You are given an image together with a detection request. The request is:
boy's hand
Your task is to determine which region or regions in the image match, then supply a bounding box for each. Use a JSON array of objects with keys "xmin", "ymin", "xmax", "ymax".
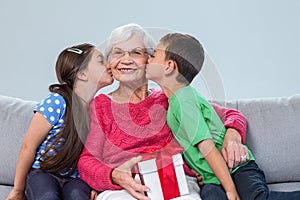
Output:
[{"xmin": 226, "ymin": 191, "xmax": 240, "ymax": 200}]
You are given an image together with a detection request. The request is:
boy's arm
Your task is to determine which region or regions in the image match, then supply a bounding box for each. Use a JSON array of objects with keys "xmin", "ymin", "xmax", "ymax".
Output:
[{"xmin": 198, "ymin": 139, "xmax": 240, "ymax": 200}]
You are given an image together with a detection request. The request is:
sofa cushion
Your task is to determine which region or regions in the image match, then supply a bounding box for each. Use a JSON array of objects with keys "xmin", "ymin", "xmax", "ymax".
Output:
[
  {"xmin": 268, "ymin": 182, "xmax": 300, "ymax": 192},
  {"xmin": 0, "ymin": 185, "xmax": 13, "ymax": 200},
  {"xmin": 0, "ymin": 95, "xmax": 36, "ymax": 186},
  {"xmin": 236, "ymin": 94, "xmax": 300, "ymax": 184}
]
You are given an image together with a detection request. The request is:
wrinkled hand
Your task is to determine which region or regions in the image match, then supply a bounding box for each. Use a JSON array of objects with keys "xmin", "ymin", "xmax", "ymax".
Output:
[
  {"xmin": 111, "ymin": 156, "xmax": 150, "ymax": 200},
  {"xmin": 6, "ymin": 189, "xmax": 25, "ymax": 200},
  {"xmin": 222, "ymin": 128, "xmax": 249, "ymax": 171}
]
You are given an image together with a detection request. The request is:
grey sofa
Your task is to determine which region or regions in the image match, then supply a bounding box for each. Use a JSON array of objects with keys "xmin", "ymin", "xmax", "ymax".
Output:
[{"xmin": 1, "ymin": 94, "xmax": 300, "ymax": 199}]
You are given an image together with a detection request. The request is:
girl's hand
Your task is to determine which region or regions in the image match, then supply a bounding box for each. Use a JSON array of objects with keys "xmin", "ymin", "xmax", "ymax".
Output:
[
  {"xmin": 90, "ymin": 190, "xmax": 98, "ymax": 200},
  {"xmin": 6, "ymin": 188, "xmax": 26, "ymax": 200}
]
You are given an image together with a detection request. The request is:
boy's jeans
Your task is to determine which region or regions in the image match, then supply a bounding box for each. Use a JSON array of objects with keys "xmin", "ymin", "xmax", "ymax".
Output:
[{"xmin": 200, "ymin": 161, "xmax": 269, "ymax": 200}]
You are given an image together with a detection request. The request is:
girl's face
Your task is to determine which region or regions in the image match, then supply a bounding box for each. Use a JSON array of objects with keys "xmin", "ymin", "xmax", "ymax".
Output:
[
  {"xmin": 108, "ymin": 34, "xmax": 149, "ymax": 85},
  {"xmin": 86, "ymin": 49, "xmax": 113, "ymax": 91}
]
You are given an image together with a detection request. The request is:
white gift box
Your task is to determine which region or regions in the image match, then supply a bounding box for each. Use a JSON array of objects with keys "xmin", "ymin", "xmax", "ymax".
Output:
[{"xmin": 137, "ymin": 153, "xmax": 189, "ymax": 200}]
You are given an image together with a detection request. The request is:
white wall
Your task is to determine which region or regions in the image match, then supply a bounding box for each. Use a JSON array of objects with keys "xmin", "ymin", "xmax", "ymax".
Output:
[{"xmin": 0, "ymin": 0, "xmax": 299, "ymax": 101}]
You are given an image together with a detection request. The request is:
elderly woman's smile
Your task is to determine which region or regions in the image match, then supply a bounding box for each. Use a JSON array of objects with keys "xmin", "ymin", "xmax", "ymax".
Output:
[{"xmin": 117, "ymin": 67, "xmax": 138, "ymax": 72}]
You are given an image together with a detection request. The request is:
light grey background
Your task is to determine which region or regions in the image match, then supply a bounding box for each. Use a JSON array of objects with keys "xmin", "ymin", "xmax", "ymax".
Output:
[{"xmin": 0, "ymin": 0, "xmax": 299, "ymax": 101}]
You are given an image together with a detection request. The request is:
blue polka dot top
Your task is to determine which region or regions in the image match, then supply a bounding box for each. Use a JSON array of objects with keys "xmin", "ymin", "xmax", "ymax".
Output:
[{"xmin": 32, "ymin": 93, "xmax": 79, "ymax": 178}]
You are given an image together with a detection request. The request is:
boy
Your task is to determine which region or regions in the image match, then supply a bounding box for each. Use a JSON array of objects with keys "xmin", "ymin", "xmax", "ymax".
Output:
[{"xmin": 146, "ymin": 33, "xmax": 269, "ymax": 200}]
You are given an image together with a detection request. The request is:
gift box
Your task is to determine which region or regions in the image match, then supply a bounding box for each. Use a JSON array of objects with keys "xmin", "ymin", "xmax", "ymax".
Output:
[{"xmin": 137, "ymin": 144, "xmax": 189, "ymax": 200}]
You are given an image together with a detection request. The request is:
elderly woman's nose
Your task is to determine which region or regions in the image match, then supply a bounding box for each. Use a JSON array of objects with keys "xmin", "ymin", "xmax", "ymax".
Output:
[
  {"xmin": 121, "ymin": 58, "xmax": 134, "ymax": 65},
  {"xmin": 123, "ymin": 51, "xmax": 133, "ymax": 59}
]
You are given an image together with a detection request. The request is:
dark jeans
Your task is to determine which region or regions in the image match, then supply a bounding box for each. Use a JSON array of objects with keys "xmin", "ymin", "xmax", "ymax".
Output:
[
  {"xmin": 200, "ymin": 161, "xmax": 269, "ymax": 200},
  {"xmin": 25, "ymin": 169, "xmax": 91, "ymax": 200}
]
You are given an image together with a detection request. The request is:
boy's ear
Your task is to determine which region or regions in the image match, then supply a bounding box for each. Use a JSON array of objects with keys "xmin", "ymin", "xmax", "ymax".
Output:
[
  {"xmin": 165, "ymin": 60, "xmax": 177, "ymax": 75},
  {"xmin": 77, "ymin": 70, "xmax": 88, "ymax": 81}
]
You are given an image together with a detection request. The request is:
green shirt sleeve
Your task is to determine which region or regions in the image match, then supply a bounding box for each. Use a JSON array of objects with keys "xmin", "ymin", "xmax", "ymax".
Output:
[{"xmin": 173, "ymin": 100, "xmax": 213, "ymax": 148}]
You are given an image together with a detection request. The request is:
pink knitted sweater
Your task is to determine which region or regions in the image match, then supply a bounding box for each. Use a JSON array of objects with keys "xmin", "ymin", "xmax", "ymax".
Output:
[{"xmin": 78, "ymin": 89, "xmax": 246, "ymax": 191}]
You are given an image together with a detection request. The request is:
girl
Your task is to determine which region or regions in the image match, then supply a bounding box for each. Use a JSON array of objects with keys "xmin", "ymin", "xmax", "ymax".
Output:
[{"xmin": 7, "ymin": 43, "xmax": 113, "ymax": 200}]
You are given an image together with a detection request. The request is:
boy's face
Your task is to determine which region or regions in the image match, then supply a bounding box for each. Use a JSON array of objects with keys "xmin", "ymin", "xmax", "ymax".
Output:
[{"xmin": 146, "ymin": 42, "xmax": 168, "ymax": 82}]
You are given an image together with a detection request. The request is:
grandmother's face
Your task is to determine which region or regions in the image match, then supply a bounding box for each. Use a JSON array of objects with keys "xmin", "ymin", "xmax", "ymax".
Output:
[{"xmin": 108, "ymin": 34, "xmax": 149, "ymax": 84}]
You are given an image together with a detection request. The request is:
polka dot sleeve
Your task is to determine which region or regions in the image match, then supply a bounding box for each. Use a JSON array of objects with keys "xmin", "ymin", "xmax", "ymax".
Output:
[{"xmin": 34, "ymin": 93, "xmax": 66, "ymax": 126}]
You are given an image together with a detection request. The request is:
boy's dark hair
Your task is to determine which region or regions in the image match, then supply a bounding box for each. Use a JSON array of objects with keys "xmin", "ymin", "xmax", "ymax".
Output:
[{"xmin": 160, "ymin": 33, "xmax": 204, "ymax": 84}]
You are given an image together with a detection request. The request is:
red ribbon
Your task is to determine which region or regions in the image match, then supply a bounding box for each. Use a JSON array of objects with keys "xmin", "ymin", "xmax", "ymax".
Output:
[{"xmin": 139, "ymin": 141, "xmax": 184, "ymax": 200}]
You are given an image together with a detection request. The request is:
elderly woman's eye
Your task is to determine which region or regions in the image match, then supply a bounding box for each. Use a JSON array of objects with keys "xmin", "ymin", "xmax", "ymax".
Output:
[
  {"xmin": 113, "ymin": 50, "xmax": 123, "ymax": 55},
  {"xmin": 132, "ymin": 50, "xmax": 143, "ymax": 55}
]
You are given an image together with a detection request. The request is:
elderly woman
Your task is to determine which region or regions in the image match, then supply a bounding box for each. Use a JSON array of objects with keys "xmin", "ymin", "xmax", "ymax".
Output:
[{"xmin": 78, "ymin": 23, "xmax": 249, "ymax": 200}]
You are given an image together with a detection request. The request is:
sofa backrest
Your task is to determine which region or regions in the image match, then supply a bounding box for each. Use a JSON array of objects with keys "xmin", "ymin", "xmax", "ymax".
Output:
[
  {"xmin": 1, "ymin": 93, "xmax": 300, "ymax": 186},
  {"xmin": 0, "ymin": 95, "xmax": 36, "ymax": 186},
  {"xmin": 229, "ymin": 94, "xmax": 300, "ymax": 184}
]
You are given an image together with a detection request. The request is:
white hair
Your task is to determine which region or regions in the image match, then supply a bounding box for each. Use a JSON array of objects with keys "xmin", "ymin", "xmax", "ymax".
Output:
[{"xmin": 105, "ymin": 23, "xmax": 155, "ymax": 60}]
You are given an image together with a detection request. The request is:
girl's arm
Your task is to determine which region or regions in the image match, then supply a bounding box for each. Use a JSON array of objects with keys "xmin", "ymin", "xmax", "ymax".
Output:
[
  {"xmin": 6, "ymin": 112, "xmax": 51, "ymax": 200},
  {"xmin": 198, "ymin": 139, "xmax": 240, "ymax": 200}
]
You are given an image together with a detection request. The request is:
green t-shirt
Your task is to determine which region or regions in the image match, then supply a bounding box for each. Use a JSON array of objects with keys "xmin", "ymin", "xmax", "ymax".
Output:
[{"xmin": 167, "ymin": 86, "xmax": 254, "ymax": 184}]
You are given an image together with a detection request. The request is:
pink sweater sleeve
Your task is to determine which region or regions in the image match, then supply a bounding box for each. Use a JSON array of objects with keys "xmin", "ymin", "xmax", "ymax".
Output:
[
  {"xmin": 78, "ymin": 101, "xmax": 121, "ymax": 191},
  {"xmin": 211, "ymin": 103, "xmax": 247, "ymax": 143}
]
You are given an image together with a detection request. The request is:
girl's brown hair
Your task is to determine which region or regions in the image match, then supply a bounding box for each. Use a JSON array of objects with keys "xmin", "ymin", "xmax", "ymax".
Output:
[{"xmin": 39, "ymin": 43, "xmax": 94, "ymax": 177}]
